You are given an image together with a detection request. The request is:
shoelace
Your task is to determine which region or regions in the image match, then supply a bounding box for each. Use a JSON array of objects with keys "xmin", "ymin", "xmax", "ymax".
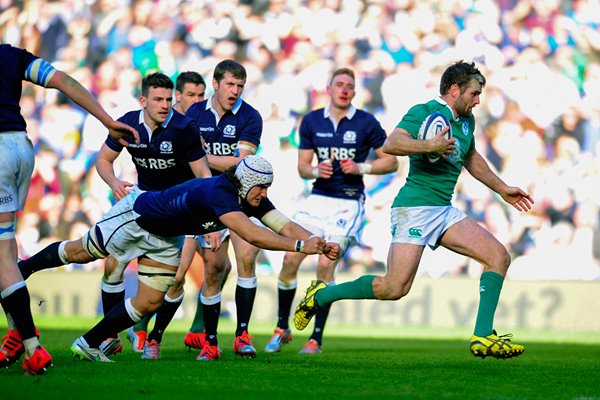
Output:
[
  {"xmin": 497, "ymin": 333, "xmax": 514, "ymax": 343},
  {"xmin": 145, "ymin": 342, "xmax": 159, "ymax": 357}
]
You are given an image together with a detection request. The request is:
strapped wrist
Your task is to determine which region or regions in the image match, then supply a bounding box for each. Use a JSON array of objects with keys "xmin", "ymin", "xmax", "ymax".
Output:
[
  {"xmin": 358, "ymin": 163, "xmax": 372, "ymax": 175},
  {"xmin": 311, "ymin": 166, "xmax": 320, "ymax": 179}
]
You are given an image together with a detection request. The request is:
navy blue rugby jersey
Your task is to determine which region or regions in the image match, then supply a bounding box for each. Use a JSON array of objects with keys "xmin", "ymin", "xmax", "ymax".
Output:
[
  {"xmin": 133, "ymin": 174, "xmax": 275, "ymax": 237},
  {"xmin": 186, "ymin": 97, "xmax": 262, "ymax": 175},
  {"xmin": 105, "ymin": 109, "xmax": 206, "ymax": 191},
  {"xmin": 300, "ymin": 106, "xmax": 387, "ymax": 200},
  {"xmin": 0, "ymin": 45, "xmax": 42, "ymax": 132}
]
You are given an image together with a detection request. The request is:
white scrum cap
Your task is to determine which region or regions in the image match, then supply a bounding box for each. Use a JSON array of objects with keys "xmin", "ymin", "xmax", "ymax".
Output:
[{"xmin": 235, "ymin": 155, "xmax": 274, "ymax": 200}]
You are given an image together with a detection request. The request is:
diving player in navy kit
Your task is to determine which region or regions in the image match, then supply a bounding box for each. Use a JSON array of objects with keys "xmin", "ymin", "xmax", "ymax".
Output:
[
  {"xmin": 264, "ymin": 68, "xmax": 398, "ymax": 354},
  {"xmin": 14, "ymin": 156, "xmax": 341, "ymax": 362},
  {"xmin": 184, "ymin": 59, "xmax": 265, "ymax": 358},
  {"xmin": 0, "ymin": 44, "xmax": 138, "ymax": 375},
  {"xmin": 15, "ymin": 72, "xmax": 212, "ymax": 358},
  {"xmin": 95, "ymin": 72, "xmax": 212, "ymax": 357}
]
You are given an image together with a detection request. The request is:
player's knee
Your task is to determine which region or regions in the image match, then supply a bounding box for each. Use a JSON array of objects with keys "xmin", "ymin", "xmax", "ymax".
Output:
[
  {"xmin": 375, "ymin": 278, "xmax": 410, "ymax": 300},
  {"xmin": 102, "ymin": 261, "xmax": 127, "ymax": 283},
  {"xmin": 135, "ymin": 300, "xmax": 162, "ymax": 316},
  {"xmin": 498, "ymin": 249, "xmax": 512, "ymax": 273},
  {"xmin": 282, "ymin": 252, "xmax": 302, "ymax": 270},
  {"xmin": 387, "ymin": 286, "xmax": 410, "ymax": 300}
]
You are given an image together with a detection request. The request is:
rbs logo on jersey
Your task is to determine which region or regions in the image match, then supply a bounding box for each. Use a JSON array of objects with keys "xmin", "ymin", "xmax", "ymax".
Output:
[
  {"xmin": 204, "ymin": 142, "xmax": 237, "ymax": 156},
  {"xmin": 316, "ymin": 146, "xmax": 356, "ymax": 160},
  {"xmin": 133, "ymin": 157, "xmax": 176, "ymax": 170}
]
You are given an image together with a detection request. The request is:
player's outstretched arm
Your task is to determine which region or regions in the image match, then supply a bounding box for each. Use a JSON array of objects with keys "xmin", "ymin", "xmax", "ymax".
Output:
[
  {"xmin": 220, "ymin": 211, "xmax": 326, "ymax": 254},
  {"xmin": 46, "ymin": 70, "xmax": 139, "ymax": 145},
  {"xmin": 464, "ymin": 149, "xmax": 534, "ymax": 212}
]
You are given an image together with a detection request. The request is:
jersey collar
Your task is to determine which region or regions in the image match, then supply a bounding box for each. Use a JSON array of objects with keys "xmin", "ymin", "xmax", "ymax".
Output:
[
  {"xmin": 138, "ymin": 108, "xmax": 174, "ymax": 128},
  {"xmin": 206, "ymin": 96, "xmax": 243, "ymax": 115},
  {"xmin": 323, "ymin": 104, "xmax": 356, "ymax": 120},
  {"xmin": 434, "ymin": 97, "xmax": 460, "ymax": 122}
]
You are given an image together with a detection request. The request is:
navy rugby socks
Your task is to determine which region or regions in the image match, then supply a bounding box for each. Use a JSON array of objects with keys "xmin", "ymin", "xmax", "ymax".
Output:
[{"xmin": 18, "ymin": 242, "xmax": 63, "ymax": 280}]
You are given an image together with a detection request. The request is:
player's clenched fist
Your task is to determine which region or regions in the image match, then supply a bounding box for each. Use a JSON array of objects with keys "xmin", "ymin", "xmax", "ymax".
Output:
[
  {"xmin": 323, "ymin": 242, "xmax": 341, "ymax": 261},
  {"xmin": 301, "ymin": 236, "xmax": 327, "ymax": 254}
]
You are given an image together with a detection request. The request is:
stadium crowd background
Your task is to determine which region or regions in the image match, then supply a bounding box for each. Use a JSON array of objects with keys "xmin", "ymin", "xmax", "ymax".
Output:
[{"xmin": 1, "ymin": 0, "xmax": 599, "ymax": 281}]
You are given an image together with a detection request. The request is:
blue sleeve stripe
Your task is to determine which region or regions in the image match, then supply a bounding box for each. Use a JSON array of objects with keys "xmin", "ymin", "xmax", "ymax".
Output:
[
  {"xmin": 39, "ymin": 60, "xmax": 56, "ymax": 85},
  {"xmin": 25, "ymin": 59, "xmax": 56, "ymax": 87}
]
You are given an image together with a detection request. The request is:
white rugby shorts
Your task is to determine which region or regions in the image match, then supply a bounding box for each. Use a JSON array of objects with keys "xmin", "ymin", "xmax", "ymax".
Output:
[
  {"xmin": 0, "ymin": 132, "xmax": 35, "ymax": 213},
  {"xmin": 292, "ymin": 194, "xmax": 365, "ymax": 244},
  {"xmin": 85, "ymin": 186, "xmax": 183, "ymax": 267},
  {"xmin": 390, "ymin": 206, "xmax": 467, "ymax": 249}
]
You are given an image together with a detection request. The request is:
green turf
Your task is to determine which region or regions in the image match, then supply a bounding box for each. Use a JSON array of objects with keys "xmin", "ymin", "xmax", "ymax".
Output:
[{"xmin": 2, "ymin": 318, "xmax": 600, "ymax": 400}]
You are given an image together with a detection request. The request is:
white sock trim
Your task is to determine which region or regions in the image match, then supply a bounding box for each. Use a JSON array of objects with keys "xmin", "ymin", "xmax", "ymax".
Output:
[
  {"xmin": 237, "ymin": 276, "xmax": 257, "ymax": 289},
  {"xmin": 124, "ymin": 298, "xmax": 144, "ymax": 323},
  {"xmin": 200, "ymin": 292, "xmax": 221, "ymax": 305},
  {"xmin": 100, "ymin": 281, "xmax": 125, "ymax": 293},
  {"xmin": 1, "ymin": 281, "xmax": 26, "ymax": 298},
  {"xmin": 58, "ymin": 241, "xmax": 69, "ymax": 264},
  {"xmin": 277, "ymin": 278, "xmax": 297, "ymax": 290},
  {"xmin": 165, "ymin": 292, "xmax": 184, "ymax": 303}
]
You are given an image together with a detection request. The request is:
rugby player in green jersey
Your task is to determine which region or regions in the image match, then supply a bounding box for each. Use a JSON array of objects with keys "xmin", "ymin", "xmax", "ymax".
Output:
[{"xmin": 295, "ymin": 61, "xmax": 534, "ymax": 359}]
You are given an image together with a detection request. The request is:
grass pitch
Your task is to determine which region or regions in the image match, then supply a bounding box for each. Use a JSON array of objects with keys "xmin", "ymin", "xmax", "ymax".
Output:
[{"xmin": 2, "ymin": 317, "xmax": 599, "ymax": 400}]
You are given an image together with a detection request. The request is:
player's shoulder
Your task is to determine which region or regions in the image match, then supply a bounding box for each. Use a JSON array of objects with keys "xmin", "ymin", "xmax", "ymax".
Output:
[
  {"xmin": 118, "ymin": 110, "xmax": 141, "ymax": 126},
  {"xmin": 186, "ymin": 100, "xmax": 209, "ymax": 117},
  {"xmin": 238, "ymin": 100, "xmax": 262, "ymax": 119},
  {"xmin": 169, "ymin": 109, "xmax": 198, "ymax": 130},
  {"xmin": 204, "ymin": 174, "xmax": 238, "ymax": 200},
  {"xmin": 407, "ymin": 99, "xmax": 451, "ymax": 121},
  {"xmin": 302, "ymin": 108, "xmax": 326, "ymax": 122},
  {"xmin": 0, "ymin": 44, "xmax": 29, "ymax": 57},
  {"xmin": 1, "ymin": 44, "xmax": 38, "ymax": 70},
  {"xmin": 353, "ymin": 108, "xmax": 379, "ymax": 123}
]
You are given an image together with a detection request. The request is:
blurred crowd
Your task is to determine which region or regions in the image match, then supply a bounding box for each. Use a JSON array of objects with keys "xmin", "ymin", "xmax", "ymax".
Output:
[{"xmin": 2, "ymin": 0, "xmax": 600, "ymax": 280}]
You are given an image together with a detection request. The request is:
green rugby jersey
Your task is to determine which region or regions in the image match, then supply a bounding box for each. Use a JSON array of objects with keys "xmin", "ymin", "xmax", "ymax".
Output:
[{"xmin": 392, "ymin": 98, "xmax": 476, "ymax": 207}]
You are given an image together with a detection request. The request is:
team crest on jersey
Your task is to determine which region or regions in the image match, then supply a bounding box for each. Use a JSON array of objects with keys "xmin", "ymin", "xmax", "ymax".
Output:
[
  {"xmin": 462, "ymin": 121, "xmax": 469, "ymax": 135},
  {"xmin": 160, "ymin": 141, "xmax": 173, "ymax": 154},
  {"xmin": 223, "ymin": 125, "xmax": 236, "ymax": 138},
  {"xmin": 343, "ymin": 130, "xmax": 357, "ymax": 144},
  {"xmin": 336, "ymin": 218, "xmax": 347, "ymax": 229}
]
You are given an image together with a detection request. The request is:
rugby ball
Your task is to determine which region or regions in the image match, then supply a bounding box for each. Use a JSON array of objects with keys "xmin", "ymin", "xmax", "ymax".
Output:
[{"xmin": 417, "ymin": 112, "xmax": 451, "ymax": 163}]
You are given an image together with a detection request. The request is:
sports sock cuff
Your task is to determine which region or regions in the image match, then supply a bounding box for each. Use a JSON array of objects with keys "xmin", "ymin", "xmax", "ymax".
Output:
[
  {"xmin": 278, "ymin": 278, "xmax": 297, "ymax": 290},
  {"xmin": 481, "ymin": 271, "xmax": 505, "ymax": 287},
  {"xmin": 200, "ymin": 292, "xmax": 221, "ymax": 305},
  {"xmin": 165, "ymin": 292, "xmax": 184, "ymax": 303},
  {"xmin": 58, "ymin": 241, "xmax": 69, "ymax": 264},
  {"xmin": 360, "ymin": 275, "xmax": 376, "ymax": 298},
  {"xmin": 100, "ymin": 280, "xmax": 125, "ymax": 293},
  {"xmin": 0, "ymin": 281, "xmax": 26, "ymax": 299},
  {"xmin": 124, "ymin": 298, "xmax": 144, "ymax": 323},
  {"xmin": 237, "ymin": 276, "xmax": 257, "ymax": 289}
]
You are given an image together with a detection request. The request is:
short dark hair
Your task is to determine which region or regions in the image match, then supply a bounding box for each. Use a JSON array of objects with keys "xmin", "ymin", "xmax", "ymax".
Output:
[
  {"xmin": 175, "ymin": 71, "xmax": 205, "ymax": 93},
  {"xmin": 213, "ymin": 59, "xmax": 246, "ymax": 83},
  {"xmin": 330, "ymin": 67, "xmax": 355, "ymax": 85},
  {"xmin": 439, "ymin": 61, "xmax": 486, "ymax": 96},
  {"xmin": 141, "ymin": 72, "xmax": 174, "ymax": 97}
]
